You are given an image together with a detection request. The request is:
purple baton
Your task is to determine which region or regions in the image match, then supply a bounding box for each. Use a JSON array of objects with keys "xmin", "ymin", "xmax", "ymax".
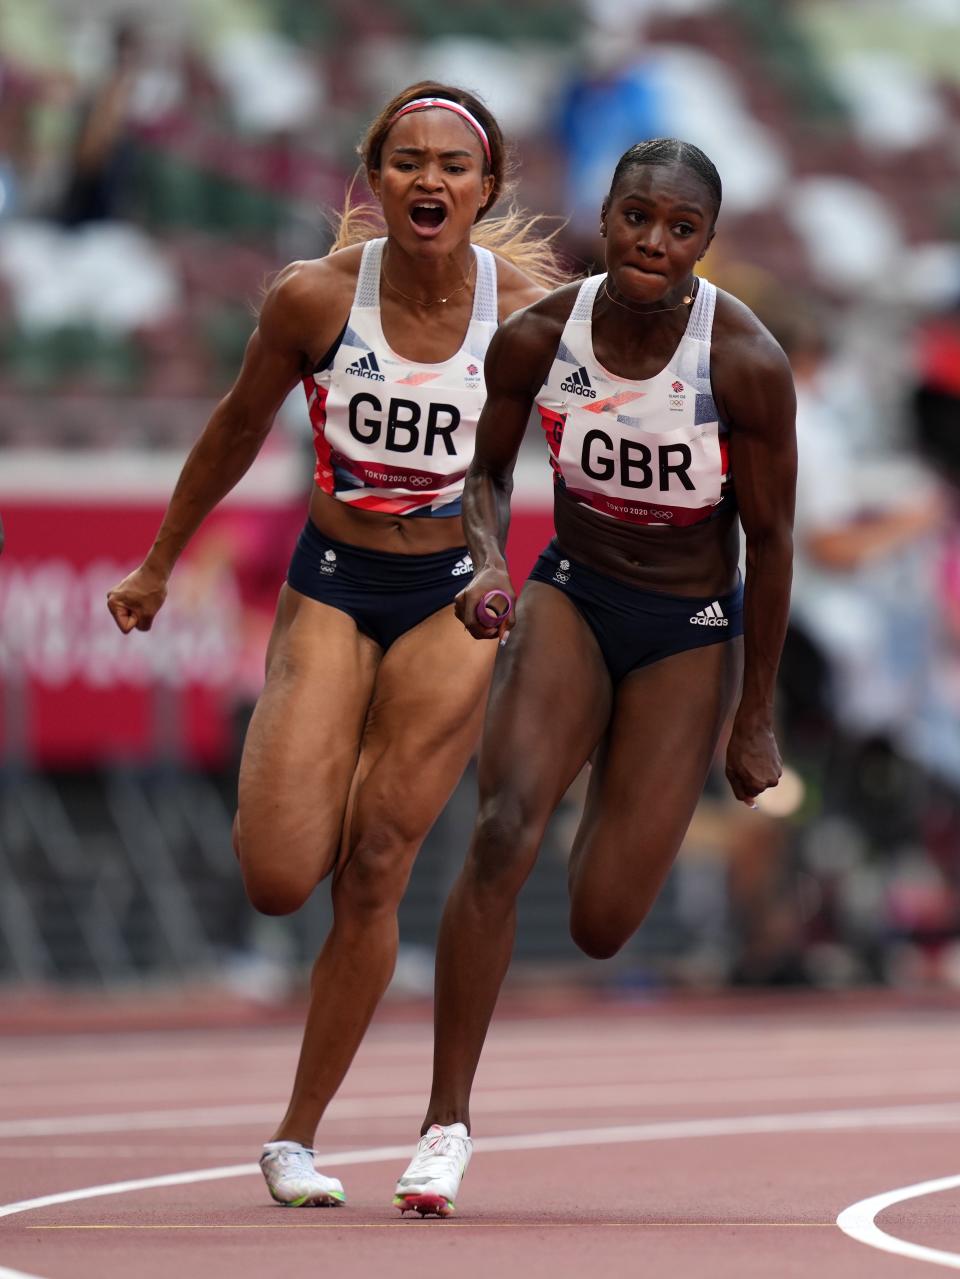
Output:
[{"xmin": 475, "ymin": 589, "xmax": 514, "ymax": 629}]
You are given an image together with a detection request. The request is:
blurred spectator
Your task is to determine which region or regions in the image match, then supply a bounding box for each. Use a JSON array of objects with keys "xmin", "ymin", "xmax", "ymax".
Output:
[
  {"xmin": 910, "ymin": 302, "xmax": 960, "ymax": 773},
  {"xmin": 0, "ymin": 61, "xmax": 35, "ymax": 221},
  {"xmin": 911, "ymin": 301, "xmax": 960, "ymax": 492},
  {"xmin": 59, "ymin": 21, "xmax": 143, "ymax": 225},
  {"xmin": 554, "ymin": 22, "xmax": 663, "ymax": 265},
  {"xmin": 772, "ymin": 302, "xmax": 950, "ymax": 757}
]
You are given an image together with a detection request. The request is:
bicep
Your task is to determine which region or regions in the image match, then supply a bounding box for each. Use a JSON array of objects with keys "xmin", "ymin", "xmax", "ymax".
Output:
[
  {"xmin": 222, "ymin": 264, "xmax": 342, "ymax": 424},
  {"xmin": 473, "ymin": 324, "xmax": 546, "ymax": 475},
  {"xmin": 473, "ymin": 386, "xmax": 537, "ymax": 475},
  {"xmin": 222, "ymin": 325, "xmax": 305, "ymax": 424},
  {"xmin": 724, "ymin": 353, "xmax": 798, "ymax": 539}
]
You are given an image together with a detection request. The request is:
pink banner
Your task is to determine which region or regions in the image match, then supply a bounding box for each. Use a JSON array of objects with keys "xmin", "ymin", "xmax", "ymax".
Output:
[
  {"xmin": 0, "ymin": 498, "xmax": 554, "ymax": 768},
  {"xmin": 0, "ymin": 500, "xmax": 302, "ymax": 766}
]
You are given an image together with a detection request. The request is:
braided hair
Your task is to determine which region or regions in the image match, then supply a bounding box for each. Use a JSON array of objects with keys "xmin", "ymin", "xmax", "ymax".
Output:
[{"xmin": 609, "ymin": 139, "xmax": 722, "ymax": 220}]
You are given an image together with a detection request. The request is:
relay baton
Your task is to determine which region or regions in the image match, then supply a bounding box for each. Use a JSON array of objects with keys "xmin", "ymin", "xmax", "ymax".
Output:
[{"xmin": 475, "ymin": 589, "xmax": 514, "ymax": 629}]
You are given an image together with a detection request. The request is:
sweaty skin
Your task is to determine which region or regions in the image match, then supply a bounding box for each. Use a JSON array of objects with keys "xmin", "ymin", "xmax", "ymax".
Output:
[
  {"xmin": 457, "ymin": 163, "xmax": 796, "ymax": 803},
  {"xmin": 106, "ymin": 103, "xmax": 547, "ymax": 1161},
  {"xmin": 414, "ymin": 160, "xmax": 796, "ymax": 1147}
]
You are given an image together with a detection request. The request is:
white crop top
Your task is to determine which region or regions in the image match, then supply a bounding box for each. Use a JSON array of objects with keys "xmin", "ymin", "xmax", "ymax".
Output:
[
  {"xmin": 302, "ymin": 237, "xmax": 498, "ymax": 517},
  {"xmin": 535, "ymin": 274, "xmax": 732, "ymax": 527}
]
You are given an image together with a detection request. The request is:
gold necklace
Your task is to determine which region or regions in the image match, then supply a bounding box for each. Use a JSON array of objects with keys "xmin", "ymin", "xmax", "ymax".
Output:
[
  {"xmin": 381, "ymin": 254, "xmax": 476, "ymax": 308},
  {"xmin": 602, "ymin": 275, "xmax": 698, "ymax": 315}
]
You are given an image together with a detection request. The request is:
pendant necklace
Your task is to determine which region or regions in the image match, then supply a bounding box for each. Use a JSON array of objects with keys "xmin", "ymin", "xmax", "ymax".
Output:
[
  {"xmin": 382, "ymin": 256, "xmax": 476, "ymax": 308},
  {"xmin": 603, "ymin": 275, "xmax": 699, "ymax": 315}
]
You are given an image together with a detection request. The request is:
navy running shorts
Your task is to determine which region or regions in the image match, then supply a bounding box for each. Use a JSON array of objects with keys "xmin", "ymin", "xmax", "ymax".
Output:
[
  {"xmin": 286, "ymin": 520, "xmax": 473, "ymax": 650},
  {"xmin": 528, "ymin": 539, "xmax": 743, "ymax": 684}
]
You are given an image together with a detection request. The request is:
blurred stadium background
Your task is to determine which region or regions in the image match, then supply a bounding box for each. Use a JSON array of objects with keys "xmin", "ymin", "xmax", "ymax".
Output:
[{"xmin": 1, "ymin": 0, "xmax": 959, "ymax": 1016}]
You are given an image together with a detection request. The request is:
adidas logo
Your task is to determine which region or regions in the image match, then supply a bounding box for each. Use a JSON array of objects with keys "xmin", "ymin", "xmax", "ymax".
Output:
[
  {"xmin": 690, "ymin": 601, "xmax": 727, "ymax": 627},
  {"xmin": 560, "ymin": 366, "xmax": 597, "ymax": 399},
  {"xmin": 451, "ymin": 555, "xmax": 473, "ymax": 577},
  {"xmin": 346, "ymin": 352, "xmax": 385, "ymax": 381}
]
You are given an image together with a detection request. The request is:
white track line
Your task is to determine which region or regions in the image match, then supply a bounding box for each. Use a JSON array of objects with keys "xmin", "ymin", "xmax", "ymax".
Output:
[
  {"xmin": 3, "ymin": 1102, "xmax": 960, "ymax": 1224},
  {"xmin": 837, "ymin": 1174, "xmax": 960, "ymax": 1270},
  {"xmin": 3, "ymin": 1103, "xmax": 959, "ymax": 1279}
]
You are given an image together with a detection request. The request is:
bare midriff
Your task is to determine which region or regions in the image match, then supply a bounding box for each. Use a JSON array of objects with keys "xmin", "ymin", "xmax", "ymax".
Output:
[
  {"xmin": 307, "ymin": 486, "xmax": 468, "ymax": 554},
  {"xmin": 552, "ymin": 486, "xmax": 740, "ymax": 597}
]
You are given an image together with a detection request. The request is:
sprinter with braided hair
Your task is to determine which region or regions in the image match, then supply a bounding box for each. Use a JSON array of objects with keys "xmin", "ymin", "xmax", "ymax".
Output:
[{"xmin": 394, "ymin": 138, "xmax": 796, "ymax": 1217}]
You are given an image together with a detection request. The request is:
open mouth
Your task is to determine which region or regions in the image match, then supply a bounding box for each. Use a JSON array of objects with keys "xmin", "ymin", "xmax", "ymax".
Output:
[{"xmin": 410, "ymin": 202, "xmax": 447, "ymax": 230}]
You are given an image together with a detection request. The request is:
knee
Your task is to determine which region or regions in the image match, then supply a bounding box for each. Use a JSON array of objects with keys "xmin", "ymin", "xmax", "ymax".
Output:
[
  {"xmin": 569, "ymin": 915, "xmax": 630, "ymax": 960},
  {"xmin": 336, "ymin": 824, "xmax": 418, "ymax": 918},
  {"xmin": 570, "ymin": 925, "xmax": 627, "ymax": 961},
  {"xmin": 466, "ymin": 797, "xmax": 542, "ymax": 898},
  {"xmin": 242, "ymin": 872, "xmax": 313, "ymax": 917},
  {"xmin": 235, "ymin": 828, "xmax": 314, "ymax": 916},
  {"xmin": 569, "ymin": 901, "xmax": 646, "ymax": 961}
]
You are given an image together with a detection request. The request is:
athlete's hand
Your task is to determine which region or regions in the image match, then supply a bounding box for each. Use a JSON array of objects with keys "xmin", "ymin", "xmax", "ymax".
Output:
[
  {"xmin": 106, "ymin": 563, "xmax": 169, "ymax": 633},
  {"xmin": 454, "ymin": 566, "xmax": 516, "ymax": 640},
  {"xmin": 724, "ymin": 715, "xmax": 782, "ymax": 807}
]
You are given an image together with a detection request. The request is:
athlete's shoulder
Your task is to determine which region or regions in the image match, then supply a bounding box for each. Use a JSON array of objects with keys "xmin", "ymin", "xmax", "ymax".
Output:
[
  {"xmin": 266, "ymin": 245, "xmax": 365, "ymax": 310},
  {"xmin": 497, "ymin": 278, "xmax": 584, "ymax": 349},
  {"xmin": 490, "ymin": 250, "xmax": 585, "ymax": 318},
  {"xmin": 259, "ymin": 245, "xmax": 366, "ymax": 355},
  {"xmin": 710, "ymin": 285, "xmax": 796, "ymax": 428},
  {"xmin": 486, "ymin": 280, "xmax": 584, "ymax": 396},
  {"xmin": 711, "ymin": 285, "xmax": 792, "ymax": 381}
]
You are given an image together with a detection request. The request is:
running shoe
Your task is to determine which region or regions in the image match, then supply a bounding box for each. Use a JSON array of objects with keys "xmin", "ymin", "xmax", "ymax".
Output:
[
  {"xmin": 392, "ymin": 1122, "xmax": 472, "ymax": 1217},
  {"xmin": 260, "ymin": 1140, "xmax": 345, "ymax": 1207}
]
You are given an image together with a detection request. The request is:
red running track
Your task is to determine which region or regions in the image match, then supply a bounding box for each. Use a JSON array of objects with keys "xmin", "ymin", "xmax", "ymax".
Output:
[{"xmin": 1, "ymin": 994, "xmax": 959, "ymax": 1278}]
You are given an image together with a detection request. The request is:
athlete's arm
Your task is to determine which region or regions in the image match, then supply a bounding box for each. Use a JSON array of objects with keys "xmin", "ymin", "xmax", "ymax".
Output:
[
  {"xmin": 714, "ymin": 301, "xmax": 797, "ymax": 803},
  {"xmin": 106, "ymin": 261, "xmax": 344, "ymax": 633},
  {"xmin": 456, "ymin": 304, "xmax": 557, "ymax": 637}
]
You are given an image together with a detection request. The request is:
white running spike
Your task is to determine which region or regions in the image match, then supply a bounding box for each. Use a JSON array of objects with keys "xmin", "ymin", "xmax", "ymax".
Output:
[
  {"xmin": 392, "ymin": 1123, "xmax": 472, "ymax": 1218},
  {"xmin": 260, "ymin": 1141, "xmax": 345, "ymax": 1207}
]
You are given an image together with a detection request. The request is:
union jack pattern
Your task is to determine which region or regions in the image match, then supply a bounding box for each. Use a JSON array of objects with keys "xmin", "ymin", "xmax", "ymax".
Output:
[
  {"xmin": 302, "ymin": 238, "xmax": 498, "ymax": 517},
  {"xmin": 535, "ymin": 274, "xmax": 732, "ymax": 528}
]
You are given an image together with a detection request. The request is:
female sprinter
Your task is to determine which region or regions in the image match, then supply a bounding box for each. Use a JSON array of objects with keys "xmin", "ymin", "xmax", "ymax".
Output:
[
  {"xmin": 106, "ymin": 82, "xmax": 562, "ymax": 1207},
  {"xmin": 393, "ymin": 138, "xmax": 797, "ymax": 1216}
]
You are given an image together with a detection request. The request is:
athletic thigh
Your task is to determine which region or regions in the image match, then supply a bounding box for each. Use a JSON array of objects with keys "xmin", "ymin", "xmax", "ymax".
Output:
[
  {"xmin": 333, "ymin": 602, "xmax": 498, "ymax": 907},
  {"xmin": 569, "ymin": 637, "xmax": 743, "ymax": 950},
  {"xmin": 469, "ymin": 582, "xmax": 614, "ymax": 880},
  {"xmin": 237, "ymin": 584, "xmax": 381, "ymax": 909}
]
